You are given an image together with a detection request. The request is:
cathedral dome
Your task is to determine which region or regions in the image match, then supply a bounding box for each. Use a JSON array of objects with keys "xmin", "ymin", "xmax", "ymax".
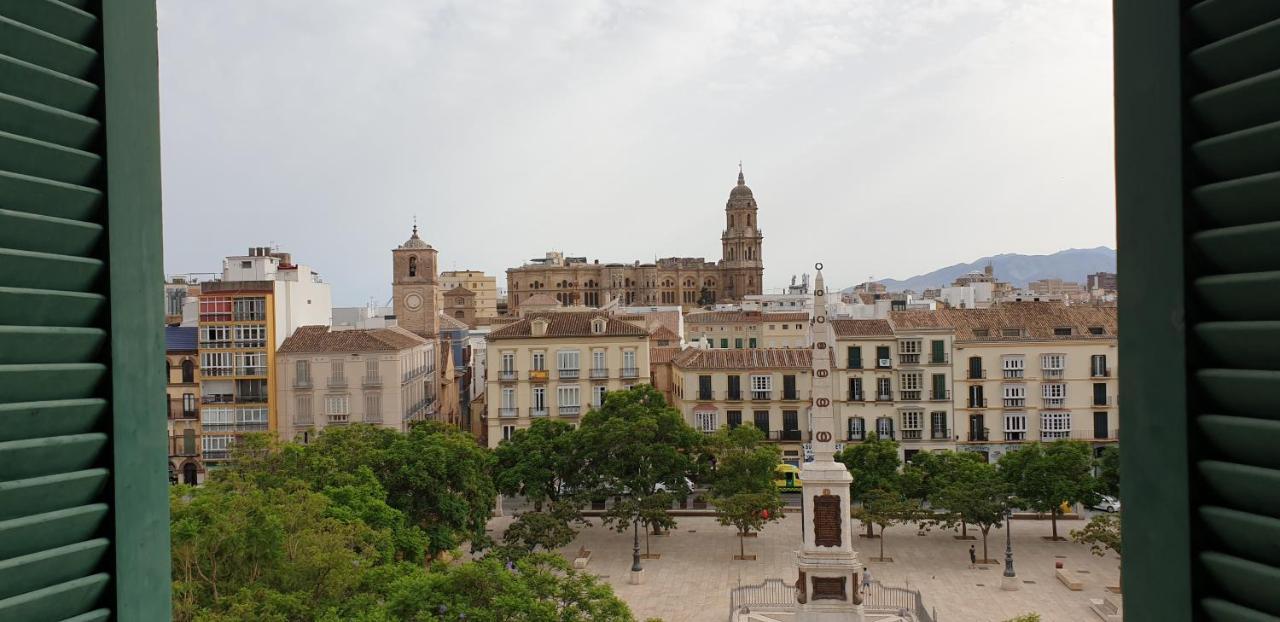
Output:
[
  {"xmin": 399, "ymin": 224, "xmax": 433, "ymax": 250},
  {"xmin": 728, "ymin": 166, "xmax": 754, "ymax": 200}
]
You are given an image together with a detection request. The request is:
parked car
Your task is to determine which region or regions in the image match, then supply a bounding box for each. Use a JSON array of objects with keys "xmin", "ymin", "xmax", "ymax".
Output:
[{"xmin": 1092, "ymin": 495, "xmax": 1121, "ymax": 513}]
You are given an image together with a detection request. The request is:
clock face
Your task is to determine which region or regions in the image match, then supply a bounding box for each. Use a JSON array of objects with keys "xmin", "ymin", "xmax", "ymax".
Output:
[{"xmin": 405, "ymin": 293, "xmax": 423, "ymax": 310}]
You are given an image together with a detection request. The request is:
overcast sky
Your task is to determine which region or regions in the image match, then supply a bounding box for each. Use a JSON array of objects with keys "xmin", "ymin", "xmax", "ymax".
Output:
[{"xmin": 158, "ymin": 0, "xmax": 1115, "ymax": 306}]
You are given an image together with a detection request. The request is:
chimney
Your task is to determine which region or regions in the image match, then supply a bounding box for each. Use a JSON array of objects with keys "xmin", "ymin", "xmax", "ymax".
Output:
[{"xmin": 531, "ymin": 318, "xmax": 549, "ymax": 337}]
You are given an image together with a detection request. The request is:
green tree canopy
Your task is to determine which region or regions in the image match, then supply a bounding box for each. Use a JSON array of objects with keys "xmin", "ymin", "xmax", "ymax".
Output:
[
  {"xmin": 835, "ymin": 432, "xmax": 902, "ymax": 537},
  {"xmin": 494, "ymin": 419, "xmax": 585, "ymax": 510},
  {"xmin": 705, "ymin": 425, "xmax": 785, "ymax": 558},
  {"xmin": 857, "ymin": 487, "xmax": 919, "ymax": 561},
  {"xmin": 1071, "ymin": 513, "xmax": 1122, "ymax": 557},
  {"xmin": 931, "ymin": 456, "xmax": 1011, "ymax": 562},
  {"xmin": 1097, "ymin": 446, "xmax": 1120, "ymax": 497},
  {"xmin": 999, "ymin": 440, "xmax": 1103, "ymax": 539}
]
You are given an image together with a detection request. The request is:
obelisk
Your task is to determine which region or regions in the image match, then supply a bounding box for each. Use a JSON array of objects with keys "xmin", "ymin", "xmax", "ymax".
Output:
[{"xmin": 796, "ymin": 263, "xmax": 865, "ymax": 622}]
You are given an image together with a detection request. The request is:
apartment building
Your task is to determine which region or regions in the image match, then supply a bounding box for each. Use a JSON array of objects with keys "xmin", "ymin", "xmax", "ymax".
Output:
[
  {"xmin": 670, "ymin": 348, "xmax": 813, "ymax": 466},
  {"xmin": 893, "ymin": 303, "xmax": 1119, "ymax": 463},
  {"xmin": 438, "ymin": 270, "xmax": 498, "ymax": 322},
  {"xmin": 485, "ymin": 312, "xmax": 650, "ymax": 447},
  {"xmin": 685, "ymin": 310, "xmax": 811, "ymax": 349},
  {"xmin": 166, "ymin": 327, "xmax": 201, "ymax": 484},
  {"xmin": 196, "ymin": 248, "xmax": 332, "ymax": 466},
  {"xmin": 442, "ymin": 286, "xmax": 478, "ymax": 327},
  {"xmin": 276, "ymin": 325, "xmax": 437, "ymax": 438}
]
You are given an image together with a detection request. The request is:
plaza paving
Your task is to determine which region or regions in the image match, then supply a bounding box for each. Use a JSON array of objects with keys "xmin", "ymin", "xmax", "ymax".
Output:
[{"xmin": 486, "ymin": 512, "xmax": 1122, "ymax": 622}]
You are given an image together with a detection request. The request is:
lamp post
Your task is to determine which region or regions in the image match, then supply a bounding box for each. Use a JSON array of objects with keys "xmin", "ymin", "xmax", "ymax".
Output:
[
  {"xmin": 1001, "ymin": 506, "xmax": 1019, "ymax": 590},
  {"xmin": 629, "ymin": 516, "xmax": 644, "ymax": 584}
]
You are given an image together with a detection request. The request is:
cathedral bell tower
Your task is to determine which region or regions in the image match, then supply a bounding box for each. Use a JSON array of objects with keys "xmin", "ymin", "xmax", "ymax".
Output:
[
  {"xmin": 392, "ymin": 223, "xmax": 439, "ymax": 338},
  {"xmin": 720, "ymin": 163, "xmax": 764, "ymax": 301}
]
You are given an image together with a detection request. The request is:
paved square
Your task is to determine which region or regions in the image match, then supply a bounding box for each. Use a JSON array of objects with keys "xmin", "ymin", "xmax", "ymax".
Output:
[{"xmin": 487, "ymin": 513, "xmax": 1122, "ymax": 622}]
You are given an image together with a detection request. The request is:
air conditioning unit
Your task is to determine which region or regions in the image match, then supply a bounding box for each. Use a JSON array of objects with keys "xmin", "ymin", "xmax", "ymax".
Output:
[{"xmin": 878, "ymin": 358, "xmax": 892, "ymax": 367}]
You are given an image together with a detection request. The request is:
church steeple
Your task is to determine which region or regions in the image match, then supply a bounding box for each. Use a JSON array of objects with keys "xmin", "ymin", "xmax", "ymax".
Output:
[
  {"xmin": 738, "ymin": 161, "xmax": 745, "ymax": 186},
  {"xmin": 720, "ymin": 163, "xmax": 764, "ymax": 300}
]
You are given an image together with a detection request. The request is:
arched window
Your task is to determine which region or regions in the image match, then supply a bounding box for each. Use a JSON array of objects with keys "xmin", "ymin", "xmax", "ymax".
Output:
[
  {"xmin": 454, "ymin": 310, "xmax": 464, "ymax": 319},
  {"xmin": 408, "ymin": 256, "xmax": 418, "ymax": 277},
  {"xmin": 181, "ymin": 359, "xmax": 195, "ymax": 384},
  {"xmin": 165, "ymin": 360, "xmax": 171, "ymax": 381}
]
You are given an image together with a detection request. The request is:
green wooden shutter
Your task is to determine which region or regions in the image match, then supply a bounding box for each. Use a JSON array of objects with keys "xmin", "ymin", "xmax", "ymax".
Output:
[
  {"xmin": 0, "ymin": 1, "xmax": 169, "ymax": 620},
  {"xmin": 930, "ymin": 340, "xmax": 944, "ymax": 363},
  {"xmin": 1117, "ymin": 1, "xmax": 1280, "ymax": 619}
]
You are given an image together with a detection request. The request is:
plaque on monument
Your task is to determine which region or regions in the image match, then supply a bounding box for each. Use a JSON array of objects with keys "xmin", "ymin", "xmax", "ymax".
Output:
[
  {"xmin": 811, "ymin": 576, "xmax": 847, "ymax": 601},
  {"xmin": 813, "ymin": 493, "xmax": 842, "ymax": 547}
]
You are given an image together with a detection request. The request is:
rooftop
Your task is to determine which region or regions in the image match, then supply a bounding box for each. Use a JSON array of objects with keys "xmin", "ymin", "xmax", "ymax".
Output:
[
  {"xmin": 889, "ymin": 302, "xmax": 1119, "ymax": 341},
  {"xmin": 487, "ymin": 312, "xmax": 649, "ymax": 340},
  {"xmin": 830, "ymin": 319, "xmax": 894, "ymax": 338},
  {"xmin": 278, "ymin": 325, "xmax": 428, "ymax": 353},
  {"xmin": 671, "ymin": 347, "xmax": 812, "ymax": 370},
  {"xmin": 165, "ymin": 326, "xmax": 197, "ymax": 352}
]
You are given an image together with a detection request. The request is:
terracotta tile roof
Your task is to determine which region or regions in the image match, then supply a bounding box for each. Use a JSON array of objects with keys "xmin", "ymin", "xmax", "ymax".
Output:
[
  {"xmin": 438, "ymin": 312, "xmax": 470, "ymax": 331},
  {"xmin": 648, "ymin": 325, "xmax": 680, "ymax": 341},
  {"xmin": 762, "ymin": 312, "xmax": 810, "ymax": 322},
  {"xmin": 650, "ymin": 347, "xmax": 682, "ymax": 364},
  {"xmin": 278, "ymin": 325, "xmax": 429, "ymax": 353},
  {"xmin": 890, "ymin": 303, "xmax": 1119, "ymax": 341},
  {"xmin": 671, "ymin": 348, "xmax": 812, "ymax": 370},
  {"xmin": 520, "ymin": 293, "xmax": 561, "ymax": 307},
  {"xmin": 830, "ymin": 319, "xmax": 894, "ymax": 338},
  {"xmin": 486, "ymin": 311, "xmax": 648, "ymax": 340},
  {"xmin": 686, "ymin": 310, "xmax": 762, "ymax": 324}
]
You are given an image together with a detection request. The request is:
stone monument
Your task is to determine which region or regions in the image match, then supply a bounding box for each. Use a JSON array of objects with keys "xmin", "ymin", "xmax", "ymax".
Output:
[{"xmin": 795, "ymin": 263, "xmax": 866, "ymax": 622}]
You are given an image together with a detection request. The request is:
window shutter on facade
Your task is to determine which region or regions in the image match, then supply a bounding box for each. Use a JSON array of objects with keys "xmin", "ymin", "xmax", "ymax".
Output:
[
  {"xmin": 1117, "ymin": 1, "xmax": 1280, "ymax": 619},
  {"xmin": 0, "ymin": 1, "xmax": 168, "ymax": 620}
]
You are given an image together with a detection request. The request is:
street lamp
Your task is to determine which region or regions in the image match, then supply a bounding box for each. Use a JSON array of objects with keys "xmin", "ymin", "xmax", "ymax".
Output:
[
  {"xmin": 1001, "ymin": 506, "xmax": 1019, "ymax": 591},
  {"xmin": 632, "ymin": 517, "xmax": 642, "ymax": 572}
]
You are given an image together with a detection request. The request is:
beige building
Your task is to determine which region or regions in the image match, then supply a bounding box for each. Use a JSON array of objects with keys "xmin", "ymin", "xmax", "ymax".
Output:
[
  {"xmin": 166, "ymin": 327, "xmax": 201, "ymax": 485},
  {"xmin": 485, "ymin": 312, "xmax": 650, "ymax": 447},
  {"xmin": 686, "ymin": 310, "xmax": 810, "ymax": 349},
  {"xmin": 439, "ymin": 270, "xmax": 498, "ymax": 322},
  {"xmin": 892, "ymin": 303, "xmax": 1119, "ymax": 463},
  {"xmin": 505, "ymin": 168, "xmax": 765, "ymax": 313},
  {"xmin": 442, "ymin": 285, "xmax": 478, "ymax": 327},
  {"xmin": 669, "ymin": 348, "xmax": 813, "ymax": 466},
  {"xmin": 276, "ymin": 325, "xmax": 438, "ymax": 439}
]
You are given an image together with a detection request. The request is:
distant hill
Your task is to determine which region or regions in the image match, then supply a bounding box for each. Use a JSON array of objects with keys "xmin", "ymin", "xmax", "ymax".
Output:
[{"xmin": 853, "ymin": 247, "xmax": 1116, "ymax": 293}]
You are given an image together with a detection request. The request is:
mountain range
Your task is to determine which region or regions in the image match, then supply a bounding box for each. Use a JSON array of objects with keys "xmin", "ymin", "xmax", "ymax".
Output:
[{"xmin": 850, "ymin": 247, "xmax": 1116, "ymax": 293}]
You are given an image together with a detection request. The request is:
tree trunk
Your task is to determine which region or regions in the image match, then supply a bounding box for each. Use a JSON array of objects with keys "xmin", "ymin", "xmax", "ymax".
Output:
[
  {"xmin": 1051, "ymin": 508, "xmax": 1059, "ymax": 540},
  {"xmin": 740, "ymin": 532, "xmax": 745, "ymax": 558},
  {"xmin": 879, "ymin": 526, "xmax": 886, "ymax": 559},
  {"xmin": 645, "ymin": 527, "xmax": 651, "ymax": 556},
  {"xmin": 981, "ymin": 526, "xmax": 990, "ymax": 561},
  {"xmin": 961, "ymin": 520, "xmax": 968, "ymax": 538},
  {"xmin": 866, "ymin": 521, "xmax": 875, "ymax": 538}
]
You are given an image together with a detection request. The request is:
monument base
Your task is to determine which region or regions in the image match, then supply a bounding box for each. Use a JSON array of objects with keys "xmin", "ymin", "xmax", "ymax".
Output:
[
  {"xmin": 1001, "ymin": 574, "xmax": 1020, "ymax": 591},
  {"xmin": 629, "ymin": 569, "xmax": 644, "ymax": 585}
]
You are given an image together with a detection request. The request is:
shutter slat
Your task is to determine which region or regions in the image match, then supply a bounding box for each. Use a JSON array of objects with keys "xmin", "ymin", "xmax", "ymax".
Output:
[
  {"xmin": 0, "ymin": 287, "xmax": 104, "ymax": 328},
  {"xmin": 0, "ymin": 129, "xmax": 100, "ymax": 187},
  {"xmin": 0, "ymin": 573, "xmax": 108, "ymax": 622},
  {"xmin": 0, "ymin": 92, "xmax": 98, "ymax": 150},
  {"xmin": 1197, "ymin": 369, "xmax": 1280, "ymax": 417},
  {"xmin": 1201, "ymin": 506, "xmax": 1280, "ymax": 569},
  {"xmin": 0, "ymin": 53, "xmax": 98, "ymax": 115},
  {"xmin": 1194, "ymin": 171, "xmax": 1280, "ymax": 228},
  {"xmin": 0, "ymin": 249, "xmax": 103, "ymax": 292},
  {"xmin": 0, "ymin": 433, "xmax": 107, "ymax": 480},
  {"xmin": 1193, "ymin": 221, "xmax": 1280, "ymax": 275},
  {"xmin": 1196, "ymin": 322, "xmax": 1280, "ymax": 370},
  {"xmin": 0, "ymin": 170, "xmax": 100, "ymax": 222},
  {"xmin": 1189, "ymin": 19, "xmax": 1280, "ymax": 88},
  {"xmin": 1200, "ymin": 599, "xmax": 1279, "ymax": 622},
  {"xmin": 1192, "ymin": 119, "xmax": 1280, "ymax": 181},
  {"xmin": 0, "ymin": 504, "xmax": 107, "ymax": 560},
  {"xmin": 1190, "ymin": 68, "xmax": 1280, "ymax": 137},
  {"xmin": 0, "ymin": 15, "xmax": 96, "ymax": 79},
  {"xmin": 1201, "ymin": 552, "xmax": 1280, "ymax": 617},
  {"xmin": 1195, "ymin": 272, "xmax": 1280, "ymax": 321},
  {"xmin": 0, "ymin": 538, "xmax": 108, "ymax": 601},
  {"xmin": 1189, "ymin": 0, "xmax": 1280, "ymax": 41},
  {"xmin": 0, "ymin": 327, "xmax": 105, "ymax": 364},
  {"xmin": 0, "ymin": 0, "xmax": 97, "ymax": 44},
  {"xmin": 1199, "ymin": 460, "xmax": 1280, "ymax": 520},
  {"xmin": 0, "ymin": 399, "xmax": 107, "ymax": 444},
  {"xmin": 0, "ymin": 208, "xmax": 101, "ymax": 258},
  {"xmin": 1198, "ymin": 415, "xmax": 1280, "ymax": 471},
  {"xmin": 0, "ymin": 364, "xmax": 105, "ymax": 404},
  {"xmin": 60, "ymin": 610, "xmax": 111, "ymax": 622},
  {"xmin": 0, "ymin": 469, "xmax": 108, "ymax": 521}
]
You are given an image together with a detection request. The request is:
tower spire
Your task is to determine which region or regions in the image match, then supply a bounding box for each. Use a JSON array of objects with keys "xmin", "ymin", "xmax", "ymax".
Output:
[
  {"xmin": 411, "ymin": 215, "xmax": 420, "ymax": 238},
  {"xmin": 737, "ymin": 160, "xmax": 745, "ymax": 186}
]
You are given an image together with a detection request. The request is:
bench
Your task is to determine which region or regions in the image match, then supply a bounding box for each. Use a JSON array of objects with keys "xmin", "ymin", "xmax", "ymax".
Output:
[
  {"xmin": 1090, "ymin": 597, "xmax": 1122, "ymax": 621},
  {"xmin": 572, "ymin": 546, "xmax": 592, "ymax": 569},
  {"xmin": 1056, "ymin": 569, "xmax": 1084, "ymax": 591}
]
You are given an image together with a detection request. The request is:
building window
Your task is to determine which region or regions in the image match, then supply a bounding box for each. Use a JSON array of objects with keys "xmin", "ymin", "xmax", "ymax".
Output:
[
  {"xmin": 593, "ymin": 385, "xmax": 607, "ymax": 407},
  {"xmin": 694, "ymin": 411, "xmax": 717, "ymax": 433},
  {"xmin": 236, "ymin": 408, "xmax": 268, "ymax": 429},
  {"xmin": 1001, "ymin": 327, "xmax": 1022, "ymax": 337},
  {"xmin": 1042, "ymin": 354, "xmax": 1066, "ymax": 378},
  {"xmin": 750, "ymin": 375, "xmax": 772, "ymax": 399},
  {"xmin": 199, "ymin": 325, "xmax": 231, "ymax": 348},
  {"xmin": 876, "ymin": 416, "xmax": 894, "ymax": 439},
  {"xmin": 735, "ymin": 338, "xmax": 743, "ymax": 349},
  {"xmin": 502, "ymin": 425, "xmax": 515, "ymax": 441},
  {"xmin": 501, "ymin": 352, "xmax": 515, "ymax": 373},
  {"xmin": 748, "ymin": 337, "xmax": 757, "ymax": 348},
  {"xmin": 331, "ymin": 358, "xmax": 345, "ymax": 382},
  {"xmin": 181, "ymin": 359, "xmax": 195, "ymax": 384},
  {"xmin": 1002, "ymin": 355, "xmax": 1025, "ymax": 378},
  {"xmin": 875, "ymin": 346, "xmax": 891, "ymax": 368},
  {"xmin": 408, "ymin": 256, "xmax": 417, "ymax": 277},
  {"xmin": 532, "ymin": 352, "xmax": 546, "ymax": 371},
  {"xmin": 557, "ymin": 385, "xmax": 580, "ymax": 408},
  {"xmin": 1004, "ymin": 413, "xmax": 1027, "ymax": 441},
  {"xmin": 848, "ymin": 416, "xmax": 865, "ymax": 440},
  {"xmin": 325, "ymin": 396, "xmax": 350, "ymax": 416},
  {"xmin": 235, "ymin": 352, "xmax": 266, "ymax": 376},
  {"xmin": 720, "ymin": 338, "xmax": 729, "ymax": 349},
  {"xmin": 1091, "ymin": 354, "xmax": 1108, "ymax": 377},
  {"xmin": 295, "ymin": 394, "xmax": 312, "ymax": 425},
  {"xmin": 182, "ymin": 393, "xmax": 196, "ymax": 415},
  {"xmin": 1088, "ymin": 326, "xmax": 1105, "ymax": 335},
  {"xmin": 876, "ymin": 377, "xmax": 892, "ymax": 401},
  {"xmin": 1041, "ymin": 412, "xmax": 1071, "ymax": 440},
  {"xmin": 727, "ymin": 410, "xmax": 742, "ymax": 428},
  {"xmin": 200, "ymin": 352, "xmax": 233, "ymax": 376},
  {"xmin": 557, "ymin": 350, "xmax": 580, "ymax": 375},
  {"xmin": 592, "ymin": 349, "xmax": 606, "ymax": 372},
  {"xmin": 622, "ymin": 349, "xmax": 636, "ymax": 372},
  {"xmin": 899, "ymin": 372, "xmax": 922, "ymax": 399},
  {"xmin": 232, "ymin": 297, "xmax": 266, "ymax": 321},
  {"xmin": 847, "ymin": 346, "xmax": 862, "ymax": 369},
  {"xmin": 848, "ymin": 377, "xmax": 863, "ymax": 401},
  {"xmin": 930, "ymin": 411, "xmax": 948, "ymax": 439},
  {"xmin": 201, "ymin": 407, "xmax": 233, "ymax": 428},
  {"xmin": 1002, "ymin": 384, "xmax": 1026, "ymax": 407},
  {"xmin": 902, "ymin": 411, "xmax": 923, "ymax": 439},
  {"xmin": 296, "ymin": 360, "xmax": 311, "ymax": 386},
  {"xmin": 202, "ymin": 435, "xmax": 231, "ymax": 454},
  {"xmin": 501, "ymin": 387, "xmax": 516, "ymax": 409},
  {"xmin": 973, "ymin": 329, "xmax": 990, "ymax": 338},
  {"xmin": 532, "ymin": 387, "xmax": 546, "ymax": 410},
  {"xmin": 364, "ymin": 393, "xmax": 382, "ymax": 423},
  {"xmin": 753, "ymin": 410, "xmax": 770, "ymax": 433},
  {"xmin": 1042, "ymin": 383, "xmax": 1067, "ymax": 407},
  {"xmin": 233, "ymin": 325, "xmax": 266, "ymax": 348}
]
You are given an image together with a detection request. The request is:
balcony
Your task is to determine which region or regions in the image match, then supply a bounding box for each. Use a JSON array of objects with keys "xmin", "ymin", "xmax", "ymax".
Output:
[
  {"xmin": 559, "ymin": 405, "xmax": 581, "ymax": 417},
  {"xmin": 201, "ymin": 394, "xmax": 234, "ymax": 404},
  {"xmin": 929, "ymin": 390, "xmax": 950, "ymax": 401},
  {"xmin": 875, "ymin": 393, "xmax": 892, "ymax": 402},
  {"xmin": 529, "ymin": 369, "xmax": 549, "ymax": 382},
  {"xmin": 1003, "ymin": 398, "xmax": 1025, "ymax": 408},
  {"xmin": 558, "ymin": 368, "xmax": 580, "ymax": 380},
  {"xmin": 201, "ymin": 369, "xmax": 234, "ymax": 378},
  {"xmin": 927, "ymin": 353, "xmax": 951, "ymax": 365},
  {"xmin": 725, "ymin": 390, "xmax": 743, "ymax": 401},
  {"xmin": 751, "ymin": 390, "xmax": 772, "ymax": 401},
  {"xmin": 875, "ymin": 359, "xmax": 893, "ymax": 369},
  {"xmin": 235, "ymin": 366, "xmax": 267, "ymax": 378},
  {"xmin": 328, "ymin": 376, "xmax": 348, "ymax": 389},
  {"xmin": 169, "ymin": 399, "xmax": 198, "ymax": 419},
  {"xmin": 293, "ymin": 377, "xmax": 313, "ymax": 389},
  {"xmin": 327, "ymin": 414, "xmax": 350, "ymax": 426},
  {"xmin": 901, "ymin": 430, "xmax": 923, "ymax": 440},
  {"xmin": 931, "ymin": 428, "xmax": 951, "ymax": 440},
  {"xmin": 198, "ymin": 339, "xmax": 231, "ymax": 349},
  {"xmin": 767, "ymin": 430, "xmax": 807, "ymax": 442},
  {"xmin": 967, "ymin": 397, "xmax": 988, "ymax": 409},
  {"xmin": 1080, "ymin": 428, "xmax": 1120, "ymax": 441},
  {"xmin": 781, "ymin": 391, "xmax": 802, "ymax": 401},
  {"xmin": 1093, "ymin": 395, "xmax": 1115, "ymax": 407},
  {"xmin": 899, "ymin": 354, "xmax": 920, "ymax": 365},
  {"xmin": 1091, "ymin": 368, "xmax": 1112, "ymax": 378},
  {"xmin": 498, "ymin": 370, "xmax": 517, "ymax": 382},
  {"xmin": 590, "ymin": 368, "xmax": 609, "ymax": 379},
  {"xmin": 530, "ymin": 408, "xmax": 549, "ymax": 418},
  {"xmin": 237, "ymin": 393, "xmax": 268, "ymax": 404},
  {"xmin": 876, "ymin": 430, "xmax": 896, "ymax": 441},
  {"xmin": 1003, "ymin": 370, "xmax": 1025, "ymax": 379},
  {"xmin": 237, "ymin": 422, "xmax": 269, "ymax": 432},
  {"xmin": 203, "ymin": 449, "xmax": 230, "ymax": 461},
  {"xmin": 966, "ymin": 369, "xmax": 987, "ymax": 380},
  {"xmin": 846, "ymin": 430, "xmax": 866, "ymax": 442},
  {"xmin": 847, "ymin": 392, "xmax": 864, "ymax": 402},
  {"xmin": 1042, "ymin": 368, "xmax": 1065, "ymax": 379},
  {"xmin": 697, "ymin": 390, "xmax": 715, "ymax": 401},
  {"xmin": 169, "ymin": 436, "xmax": 198, "ymax": 457},
  {"xmin": 362, "ymin": 374, "xmax": 382, "ymax": 388},
  {"xmin": 1043, "ymin": 397, "xmax": 1067, "ymax": 408},
  {"xmin": 499, "ymin": 407, "xmax": 518, "ymax": 418},
  {"xmin": 967, "ymin": 429, "xmax": 989, "ymax": 442},
  {"xmin": 1004, "ymin": 431, "xmax": 1028, "ymax": 441},
  {"xmin": 899, "ymin": 390, "xmax": 922, "ymax": 401},
  {"xmin": 621, "ymin": 367, "xmax": 640, "ymax": 379}
]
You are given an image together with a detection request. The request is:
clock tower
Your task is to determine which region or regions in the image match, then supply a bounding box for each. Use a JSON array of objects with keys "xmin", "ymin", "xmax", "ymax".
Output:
[{"xmin": 392, "ymin": 223, "xmax": 439, "ymax": 338}]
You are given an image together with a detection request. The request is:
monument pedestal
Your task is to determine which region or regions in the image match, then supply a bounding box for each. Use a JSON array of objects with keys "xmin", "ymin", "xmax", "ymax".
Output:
[
  {"xmin": 1001, "ymin": 574, "xmax": 1020, "ymax": 591},
  {"xmin": 629, "ymin": 569, "xmax": 644, "ymax": 585}
]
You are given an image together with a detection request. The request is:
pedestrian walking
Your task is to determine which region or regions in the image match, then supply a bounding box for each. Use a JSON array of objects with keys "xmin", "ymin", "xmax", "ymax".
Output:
[
  {"xmin": 862, "ymin": 569, "xmax": 873, "ymax": 593},
  {"xmin": 969, "ymin": 544, "xmax": 977, "ymax": 568}
]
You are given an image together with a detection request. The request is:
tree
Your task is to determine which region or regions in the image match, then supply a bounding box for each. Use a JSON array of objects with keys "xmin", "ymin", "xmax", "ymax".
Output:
[
  {"xmin": 494, "ymin": 419, "xmax": 584, "ymax": 511},
  {"xmin": 706, "ymin": 425, "xmax": 786, "ymax": 558},
  {"xmin": 835, "ymin": 432, "xmax": 901, "ymax": 537},
  {"xmin": 575, "ymin": 385, "xmax": 703, "ymax": 550},
  {"xmin": 932, "ymin": 458, "xmax": 1011, "ymax": 562},
  {"xmin": 857, "ymin": 487, "xmax": 918, "ymax": 561},
  {"xmin": 1071, "ymin": 514, "xmax": 1122, "ymax": 557},
  {"xmin": 1097, "ymin": 446, "xmax": 1120, "ymax": 497},
  {"xmin": 999, "ymin": 440, "xmax": 1103, "ymax": 540},
  {"xmin": 499, "ymin": 502, "xmax": 582, "ymax": 557}
]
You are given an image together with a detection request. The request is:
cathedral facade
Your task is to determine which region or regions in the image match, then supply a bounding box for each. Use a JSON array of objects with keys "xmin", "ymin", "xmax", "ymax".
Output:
[{"xmin": 506, "ymin": 168, "xmax": 766, "ymax": 313}]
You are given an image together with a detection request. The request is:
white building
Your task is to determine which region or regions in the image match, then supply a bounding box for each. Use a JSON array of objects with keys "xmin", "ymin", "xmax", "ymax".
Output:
[{"xmin": 219, "ymin": 248, "xmax": 333, "ymax": 348}]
